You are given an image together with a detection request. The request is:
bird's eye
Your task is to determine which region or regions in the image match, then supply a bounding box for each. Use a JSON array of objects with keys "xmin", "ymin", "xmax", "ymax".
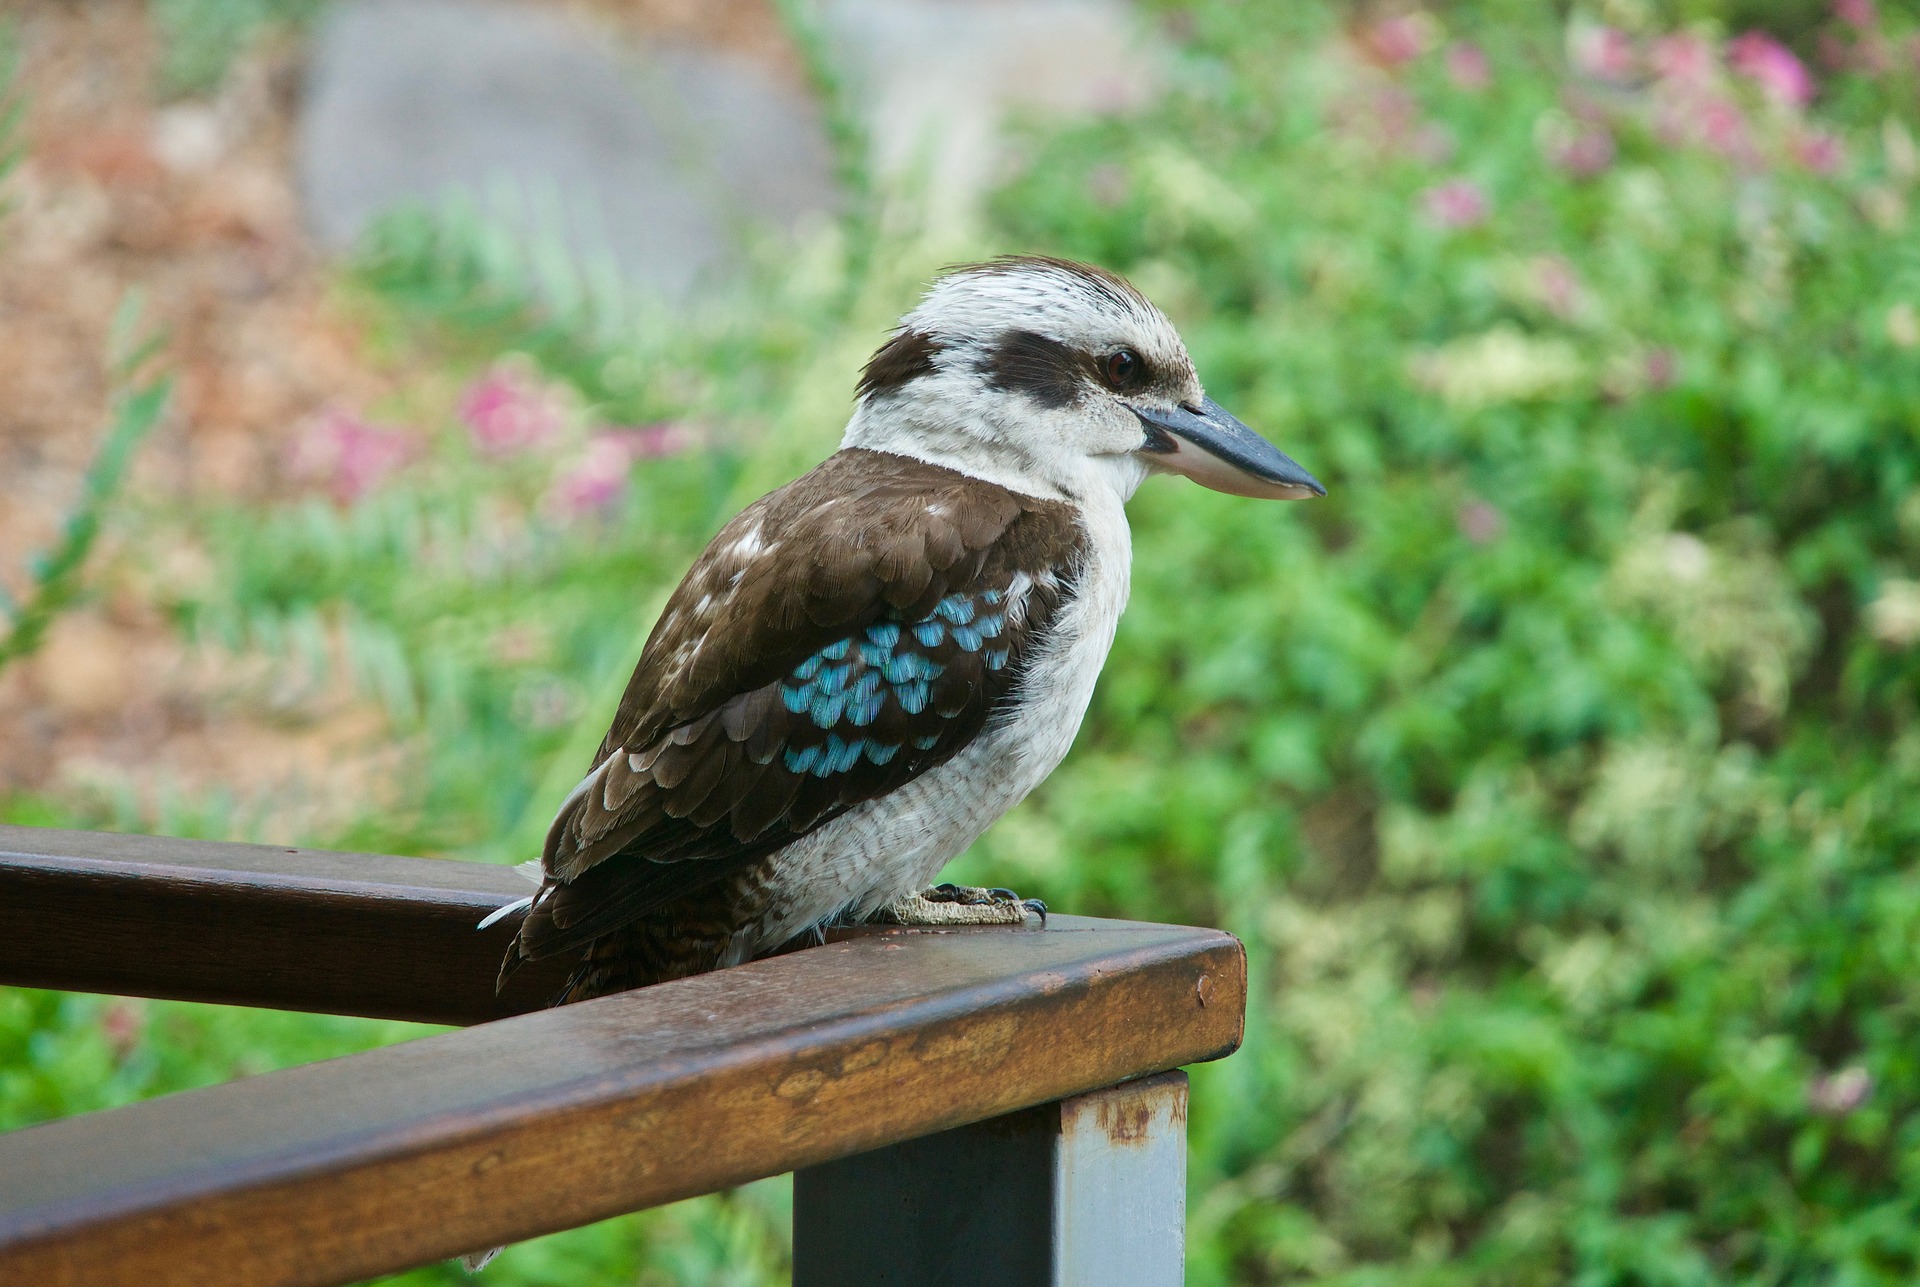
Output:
[{"xmin": 1104, "ymin": 349, "xmax": 1143, "ymax": 388}]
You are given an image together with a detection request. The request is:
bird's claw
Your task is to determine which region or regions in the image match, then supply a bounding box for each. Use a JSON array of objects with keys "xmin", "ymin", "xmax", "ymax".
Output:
[
  {"xmin": 925, "ymin": 882, "xmax": 1025, "ymax": 907},
  {"xmin": 877, "ymin": 884, "xmax": 1048, "ymax": 927}
]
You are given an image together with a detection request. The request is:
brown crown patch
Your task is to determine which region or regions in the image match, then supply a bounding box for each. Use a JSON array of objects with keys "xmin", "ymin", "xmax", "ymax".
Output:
[{"xmin": 857, "ymin": 328, "xmax": 943, "ymax": 400}]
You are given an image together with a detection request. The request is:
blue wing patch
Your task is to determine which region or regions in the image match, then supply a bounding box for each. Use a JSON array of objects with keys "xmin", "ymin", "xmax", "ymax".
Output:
[{"xmin": 775, "ymin": 590, "xmax": 1016, "ymax": 774}]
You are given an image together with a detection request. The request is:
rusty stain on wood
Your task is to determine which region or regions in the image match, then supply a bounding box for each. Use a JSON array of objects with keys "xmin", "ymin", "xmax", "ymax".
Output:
[
  {"xmin": 1059, "ymin": 1072, "xmax": 1192, "ymax": 1149},
  {"xmin": 1096, "ymin": 1102, "xmax": 1153, "ymax": 1146}
]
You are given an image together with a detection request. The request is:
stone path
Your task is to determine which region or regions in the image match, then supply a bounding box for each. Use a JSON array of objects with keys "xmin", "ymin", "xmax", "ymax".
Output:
[
  {"xmin": 299, "ymin": 0, "xmax": 841, "ymax": 304},
  {"xmin": 297, "ymin": 0, "xmax": 1158, "ymax": 299}
]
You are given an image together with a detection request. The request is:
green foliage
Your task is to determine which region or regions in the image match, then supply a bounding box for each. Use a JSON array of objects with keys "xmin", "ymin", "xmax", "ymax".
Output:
[
  {"xmin": 0, "ymin": 317, "xmax": 170, "ymax": 675},
  {"xmin": 151, "ymin": 0, "xmax": 318, "ymax": 95},
  {"xmin": 13, "ymin": 1, "xmax": 1920, "ymax": 1284},
  {"xmin": 0, "ymin": 989, "xmax": 432, "ymax": 1131},
  {"xmin": 0, "ymin": 30, "xmax": 19, "ymax": 198},
  {"xmin": 976, "ymin": 4, "xmax": 1920, "ymax": 1283},
  {"xmin": 0, "ymin": 48, "xmax": 168, "ymax": 679}
]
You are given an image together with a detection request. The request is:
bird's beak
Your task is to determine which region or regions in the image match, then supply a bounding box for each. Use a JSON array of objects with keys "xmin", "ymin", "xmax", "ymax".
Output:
[{"xmin": 1132, "ymin": 398, "xmax": 1325, "ymax": 500}]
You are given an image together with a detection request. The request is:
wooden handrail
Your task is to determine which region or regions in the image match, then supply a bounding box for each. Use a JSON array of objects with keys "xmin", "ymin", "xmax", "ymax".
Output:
[
  {"xmin": 0, "ymin": 826, "xmax": 1246, "ymax": 1287},
  {"xmin": 0, "ymin": 825, "xmax": 572, "ymax": 1022}
]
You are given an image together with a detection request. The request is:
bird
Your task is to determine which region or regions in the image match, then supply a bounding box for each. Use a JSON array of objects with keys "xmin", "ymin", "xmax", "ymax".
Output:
[{"xmin": 488, "ymin": 255, "xmax": 1323, "ymax": 1003}]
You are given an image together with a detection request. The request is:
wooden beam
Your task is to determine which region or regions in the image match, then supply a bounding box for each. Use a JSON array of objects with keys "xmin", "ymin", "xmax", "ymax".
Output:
[
  {"xmin": 0, "ymin": 825, "xmax": 573, "ymax": 1023},
  {"xmin": 0, "ymin": 911, "xmax": 1245, "ymax": 1287}
]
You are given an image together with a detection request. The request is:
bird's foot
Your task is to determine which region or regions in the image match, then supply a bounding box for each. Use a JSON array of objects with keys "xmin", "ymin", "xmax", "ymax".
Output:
[{"xmin": 875, "ymin": 883, "xmax": 1047, "ymax": 927}]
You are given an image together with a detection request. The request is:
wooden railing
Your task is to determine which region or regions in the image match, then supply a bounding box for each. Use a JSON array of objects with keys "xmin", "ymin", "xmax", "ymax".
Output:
[{"xmin": 0, "ymin": 825, "xmax": 1246, "ymax": 1287}]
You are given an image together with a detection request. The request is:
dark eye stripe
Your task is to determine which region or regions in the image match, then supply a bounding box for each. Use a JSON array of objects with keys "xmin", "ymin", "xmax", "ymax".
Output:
[
  {"xmin": 980, "ymin": 330, "xmax": 1087, "ymax": 409},
  {"xmin": 980, "ymin": 330, "xmax": 1162, "ymax": 407}
]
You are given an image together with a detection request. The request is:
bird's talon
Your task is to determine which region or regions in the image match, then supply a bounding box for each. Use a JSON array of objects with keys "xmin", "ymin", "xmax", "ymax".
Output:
[{"xmin": 877, "ymin": 885, "xmax": 1048, "ymax": 926}]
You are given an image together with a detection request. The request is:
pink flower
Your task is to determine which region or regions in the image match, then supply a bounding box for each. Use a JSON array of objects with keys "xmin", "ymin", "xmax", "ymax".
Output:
[
  {"xmin": 1645, "ymin": 348, "xmax": 1678, "ymax": 389},
  {"xmin": 1548, "ymin": 125, "xmax": 1617, "ymax": 177},
  {"xmin": 1835, "ymin": 0, "xmax": 1877, "ymax": 29},
  {"xmin": 1446, "ymin": 42, "xmax": 1491, "ymax": 90},
  {"xmin": 459, "ymin": 361, "xmax": 567, "ymax": 456},
  {"xmin": 99, "ymin": 1000, "xmax": 146, "ymax": 1061},
  {"xmin": 1651, "ymin": 33, "xmax": 1716, "ymax": 86},
  {"xmin": 1697, "ymin": 94, "xmax": 1755, "ymax": 159},
  {"xmin": 1423, "ymin": 179, "xmax": 1489, "ymax": 228},
  {"xmin": 1729, "ymin": 32, "xmax": 1815, "ymax": 108},
  {"xmin": 1363, "ymin": 14, "xmax": 1433, "ymax": 67},
  {"xmin": 288, "ymin": 406, "xmax": 414, "ymax": 504},
  {"xmin": 600, "ymin": 422, "xmax": 692, "ymax": 459},
  {"xmin": 1571, "ymin": 25, "xmax": 1636, "ymax": 82},
  {"xmin": 1644, "ymin": 35, "xmax": 1754, "ymax": 163},
  {"xmin": 1653, "ymin": 88, "xmax": 1755, "ymax": 163},
  {"xmin": 549, "ymin": 436, "xmax": 631, "ymax": 514},
  {"xmin": 545, "ymin": 425, "xmax": 690, "ymax": 516},
  {"xmin": 1794, "ymin": 128, "xmax": 1845, "ymax": 172},
  {"xmin": 1807, "ymin": 1066, "xmax": 1872, "ymax": 1115}
]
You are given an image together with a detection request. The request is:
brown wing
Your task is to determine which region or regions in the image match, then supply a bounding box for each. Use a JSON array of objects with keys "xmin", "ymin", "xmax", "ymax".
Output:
[{"xmin": 502, "ymin": 449, "xmax": 1083, "ymax": 976}]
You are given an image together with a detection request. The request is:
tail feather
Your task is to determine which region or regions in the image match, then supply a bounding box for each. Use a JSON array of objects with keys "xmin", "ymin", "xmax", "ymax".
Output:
[{"xmin": 476, "ymin": 894, "xmax": 534, "ymax": 931}]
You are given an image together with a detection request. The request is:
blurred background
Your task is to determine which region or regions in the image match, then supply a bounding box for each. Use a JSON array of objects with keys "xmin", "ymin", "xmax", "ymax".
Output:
[{"xmin": 5, "ymin": 0, "xmax": 1920, "ymax": 1282}]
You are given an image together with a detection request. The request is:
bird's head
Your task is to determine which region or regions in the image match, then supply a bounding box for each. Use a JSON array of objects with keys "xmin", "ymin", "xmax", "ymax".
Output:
[{"xmin": 843, "ymin": 256, "xmax": 1324, "ymax": 504}]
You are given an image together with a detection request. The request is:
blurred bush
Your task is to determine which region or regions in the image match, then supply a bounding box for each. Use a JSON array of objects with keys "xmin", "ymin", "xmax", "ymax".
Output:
[
  {"xmin": 11, "ymin": 1, "xmax": 1920, "ymax": 1284},
  {"xmin": 985, "ymin": 3, "xmax": 1920, "ymax": 1282}
]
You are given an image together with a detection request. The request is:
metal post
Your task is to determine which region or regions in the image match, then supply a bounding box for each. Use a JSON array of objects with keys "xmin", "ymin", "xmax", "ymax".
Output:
[{"xmin": 793, "ymin": 1071, "xmax": 1187, "ymax": 1287}]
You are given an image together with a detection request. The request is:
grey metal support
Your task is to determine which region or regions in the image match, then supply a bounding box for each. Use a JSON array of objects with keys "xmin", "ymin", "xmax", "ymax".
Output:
[{"xmin": 793, "ymin": 1071, "xmax": 1188, "ymax": 1287}]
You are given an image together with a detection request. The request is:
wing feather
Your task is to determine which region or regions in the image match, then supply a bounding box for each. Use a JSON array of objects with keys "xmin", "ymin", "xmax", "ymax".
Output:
[{"xmin": 503, "ymin": 449, "xmax": 1083, "ymax": 977}]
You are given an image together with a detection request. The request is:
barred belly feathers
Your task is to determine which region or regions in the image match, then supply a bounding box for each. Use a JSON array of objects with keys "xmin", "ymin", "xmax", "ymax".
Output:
[{"xmin": 494, "ymin": 257, "xmax": 1323, "ymax": 1002}]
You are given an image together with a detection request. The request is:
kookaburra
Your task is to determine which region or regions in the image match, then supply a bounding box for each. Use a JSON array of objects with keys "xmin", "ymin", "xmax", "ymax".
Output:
[{"xmin": 491, "ymin": 256, "xmax": 1322, "ymax": 1001}]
